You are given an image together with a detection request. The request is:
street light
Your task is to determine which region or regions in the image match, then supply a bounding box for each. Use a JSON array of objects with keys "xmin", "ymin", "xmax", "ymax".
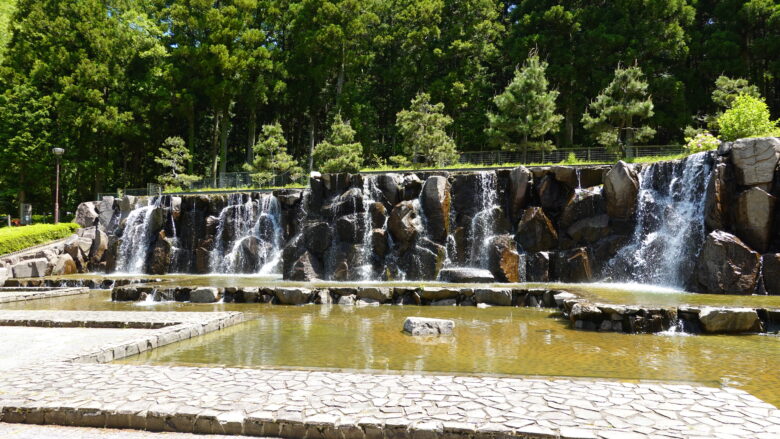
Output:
[{"xmin": 52, "ymin": 147, "xmax": 64, "ymax": 224}]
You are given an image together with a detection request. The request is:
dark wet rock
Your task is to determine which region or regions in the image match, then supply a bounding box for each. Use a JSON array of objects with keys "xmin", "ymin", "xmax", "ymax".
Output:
[
  {"xmin": 437, "ymin": 267, "xmax": 495, "ymax": 283},
  {"xmin": 554, "ymin": 248, "xmax": 592, "ymax": 282},
  {"xmin": 308, "ymin": 175, "xmax": 326, "ymax": 212},
  {"xmin": 147, "ymin": 231, "xmax": 172, "ymax": 275},
  {"xmin": 536, "ymin": 173, "xmax": 574, "ymax": 217},
  {"xmin": 287, "ymin": 251, "xmax": 323, "ymax": 281},
  {"xmin": 550, "ymin": 166, "xmax": 578, "ymax": 191},
  {"xmin": 194, "ymin": 247, "xmax": 211, "ymax": 274},
  {"xmin": 371, "ymin": 229, "xmax": 388, "ymax": 258},
  {"xmin": 275, "ymin": 287, "xmax": 312, "ymax": 305},
  {"xmin": 397, "ymin": 238, "xmax": 446, "ymax": 280},
  {"xmin": 698, "ymin": 308, "xmax": 763, "ymax": 334},
  {"xmin": 236, "ymin": 236, "xmax": 262, "ymax": 272},
  {"xmin": 526, "ymin": 252, "xmax": 551, "ymax": 282},
  {"xmin": 190, "ymin": 287, "xmax": 219, "ymax": 303},
  {"xmin": 273, "ymin": 189, "xmax": 302, "ymax": 208},
  {"xmin": 604, "ymin": 161, "xmax": 639, "ymax": 220},
  {"xmin": 695, "ymin": 230, "xmax": 760, "ymax": 294},
  {"xmin": 567, "ymin": 214, "xmax": 610, "ymax": 244},
  {"xmin": 487, "ymin": 234, "xmax": 521, "ymax": 282},
  {"xmin": 403, "ymin": 317, "xmax": 454, "ymax": 336},
  {"xmin": 578, "ymin": 167, "xmax": 608, "ymax": 188},
  {"xmin": 730, "ymin": 137, "xmax": 780, "ymax": 186},
  {"xmin": 388, "ymin": 201, "xmax": 421, "ymax": 253},
  {"xmin": 420, "ymin": 287, "xmax": 460, "ymax": 301},
  {"xmin": 374, "ymin": 174, "xmax": 402, "ymax": 206},
  {"xmin": 516, "ymin": 207, "xmax": 558, "ymax": 252},
  {"xmin": 762, "ymin": 254, "xmax": 780, "ymax": 295},
  {"xmin": 401, "ymin": 174, "xmax": 423, "ymax": 201},
  {"xmin": 369, "ymin": 202, "xmax": 387, "ymax": 229},
  {"xmin": 703, "ymin": 162, "xmax": 735, "ymax": 231},
  {"xmin": 357, "ymin": 287, "xmax": 393, "ymax": 303},
  {"xmin": 420, "ymin": 176, "xmax": 451, "ymax": 243},
  {"xmin": 507, "ymin": 166, "xmax": 532, "ymax": 225},
  {"xmin": 559, "ymin": 189, "xmax": 606, "ymax": 230},
  {"xmin": 325, "ymin": 187, "xmax": 364, "ymax": 218},
  {"xmin": 734, "ymin": 187, "xmax": 775, "ymax": 252},
  {"xmin": 336, "ymin": 214, "xmax": 366, "ymax": 244},
  {"xmin": 303, "ymin": 222, "xmax": 332, "ymax": 256}
]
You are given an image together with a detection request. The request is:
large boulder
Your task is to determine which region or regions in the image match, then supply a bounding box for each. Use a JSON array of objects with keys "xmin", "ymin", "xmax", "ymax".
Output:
[
  {"xmin": 438, "ymin": 267, "xmax": 495, "ymax": 283},
  {"xmin": 148, "ymin": 232, "xmax": 173, "ymax": 275},
  {"xmin": 368, "ymin": 202, "xmax": 387, "ymax": 229},
  {"xmin": 74, "ymin": 202, "xmax": 99, "ymax": 228},
  {"xmin": 0, "ymin": 266, "xmax": 8, "ymax": 286},
  {"xmin": 730, "ymin": 137, "xmax": 780, "ymax": 186},
  {"xmin": 603, "ymin": 161, "xmax": 639, "ymax": 220},
  {"xmin": 536, "ymin": 173, "xmax": 573, "ymax": 217},
  {"xmin": 734, "ymin": 187, "xmax": 775, "ymax": 252},
  {"xmin": 474, "ymin": 288, "xmax": 512, "ymax": 306},
  {"xmin": 516, "ymin": 207, "xmax": 557, "ymax": 252},
  {"xmin": 487, "ymin": 234, "xmax": 521, "ymax": 282},
  {"xmin": 371, "ymin": 228, "xmax": 388, "ymax": 258},
  {"xmin": 420, "ymin": 176, "xmax": 451, "ymax": 243},
  {"xmin": 397, "ymin": 238, "xmax": 446, "ymax": 280},
  {"xmin": 762, "ymin": 254, "xmax": 780, "ymax": 295},
  {"xmin": 567, "ymin": 214, "xmax": 610, "ymax": 244},
  {"xmin": 275, "ymin": 287, "xmax": 312, "ymax": 305},
  {"xmin": 97, "ymin": 196, "xmax": 117, "ymax": 230},
  {"xmin": 559, "ymin": 189, "xmax": 606, "ymax": 230},
  {"xmin": 554, "ymin": 248, "xmax": 592, "ymax": 283},
  {"xmin": 703, "ymin": 162, "xmax": 735, "ymax": 231},
  {"xmin": 526, "ymin": 252, "xmax": 551, "ymax": 282},
  {"xmin": 118, "ymin": 195, "xmax": 137, "ymax": 220},
  {"xmin": 303, "ymin": 222, "xmax": 332, "ymax": 256},
  {"xmin": 325, "ymin": 187, "xmax": 364, "ymax": 218},
  {"xmin": 401, "ymin": 174, "xmax": 423, "ymax": 200},
  {"xmin": 89, "ymin": 229, "xmax": 109, "ymax": 265},
  {"xmin": 388, "ymin": 201, "xmax": 421, "ymax": 253},
  {"xmin": 695, "ymin": 230, "xmax": 760, "ymax": 294},
  {"xmin": 403, "ymin": 317, "xmax": 454, "ymax": 336},
  {"xmin": 698, "ymin": 308, "xmax": 763, "ymax": 334},
  {"xmin": 356, "ymin": 287, "xmax": 392, "ymax": 303},
  {"xmin": 190, "ymin": 287, "xmax": 219, "ymax": 303},
  {"xmin": 11, "ymin": 258, "xmax": 49, "ymax": 278},
  {"xmin": 336, "ymin": 214, "xmax": 366, "ymax": 244},
  {"xmin": 287, "ymin": 251, "xmax": 323, "ymax": 281},
  {"xmin": 50, "ymin": 254, "xmax": 77, "ymax": 276},
  {"xmin": 507, "ymin": 166, "xmax": 532, "ymax": 225},
  {"xmin": 373, "ymin": 174, "xmax": 402, "ymax": 206}
]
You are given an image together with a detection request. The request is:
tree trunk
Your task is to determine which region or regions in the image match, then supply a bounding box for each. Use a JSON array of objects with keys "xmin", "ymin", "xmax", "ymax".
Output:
[
  {"xmin": 564, "ymin": 104, "xmax": 574, "ymax": 147},
  {"xmin": 219, "ymin": 114, "xmax": 231, "ymax": 175},
  {"xmin": 308, "ymin": 118, "xmax": 315, "ymax": 174},
  {"xmin": 187, "ymin": 104, "xmax": 196, "ymax": 174},
  {"xmin": 17, "ymin": 173, "xmax": 24, "ymax": 221},
  {"xmin": 522, "ymin": 135, "xmax": 528, "ymax": 164},
  {"xmin": 336, "ymin": 43, "xmax": 346, "ymax": 104},
  {"xmin": 247, "ymin": 106, "xmax": 257, "ymax": 165},
  {"xmin": 210, "ymin": 108, "xmax": 223, "ymax": 186}
]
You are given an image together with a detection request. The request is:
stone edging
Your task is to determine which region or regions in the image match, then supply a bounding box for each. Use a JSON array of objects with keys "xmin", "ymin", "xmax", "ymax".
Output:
[{"xmin": 0, "ymin": 286, "xmax": 89, "ymax": 303}]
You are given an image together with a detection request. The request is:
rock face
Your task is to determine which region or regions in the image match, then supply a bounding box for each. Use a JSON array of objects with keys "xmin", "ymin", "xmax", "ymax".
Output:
[
  {"xmin": 734, "ymin": 187, "xmax": 775, "ymax": 252},
  {"xmin": 604, "ymin": 161, "xmax": 639, "ymax": 219},
  {"xmin": 762, "ymin": 254, "xmax": 780, "ymax": 295},
  {"xmin": 420, "ymin": 176, "xmax": 450, "ymax": 242},
  {"xmin": 554, "ymin": 248, "xmax": 592, "ymax": 283},
  {"xmin": 704, "ymin": 163, "xmax": 734, "ymax": 231},
  {"xmin": 190, "ymin": 287, "xmax": 219, "ymax": 303},
  {"xmin": 508, "ymin": 166, "xmax": 532, "ymax": 224},
  {"xmin": 695, "ymin": 230, "xmax": 760, "ymax": 294},
  {"xmin": 403, "ymin": 317, "xmax": 454, "ymax": 336},
  {"xmin": 516, "ymin": 207, "xmax": 557, "ymax": 252},
  {"xmin": 388, "ymin": 201, "xmax": 420, "ymax": 253},
  {"xmin": 698, "ymin": 308, "xmax": 763, "ymax": 333},
  {"xmin": 50, "ymin": 254, "xmax": 77, "ymax": 276},
  {"xmin": 730, "ymin": 137, "xmax": 780, "ymax": 186},
  {"xmin": 486, "ymin": 235, "xmax": 521, "ymax": 282},
  {"xmin": 11, "ymin": 258, "xmax": 49, "ymax": 278},
  {"xmin": 438, "ymin": 267, "xmax": 495, "ymax": 283},
  {"xmin": 74, "ymin": 203, "xmax": 99, "ymax": 228}
]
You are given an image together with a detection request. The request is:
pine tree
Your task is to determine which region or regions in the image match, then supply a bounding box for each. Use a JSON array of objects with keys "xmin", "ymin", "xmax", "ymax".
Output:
[
  {"xmin": 486, "ymin": 54, "xmax": 562, "ymax": 163},
  {"xmin": 243, "ymin": 122, "xmax": 303, "ymax": 186},
  {"xmin": 312, "ymin": 114, "xmax": 363, "ymax": 173},
  {"xmin": 154, "ymin": 137, "xmax": 199, "ymax": 190},
  {"xmin": 396, "ymin": 92, "xmax": 459, "ymax": 168},
  {"xmin": 582, "ymin": 65, "xmax": 656, "ymax": 158}
]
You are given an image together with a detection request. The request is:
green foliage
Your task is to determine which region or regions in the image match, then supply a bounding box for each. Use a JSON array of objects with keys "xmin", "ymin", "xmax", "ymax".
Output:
[
  {"xmin": 582, "ymin": 65, "xmax": 656, "ymax": 157},
  {"xmin": 717, "ymin": 95, "xmax": 780, "ymax": 141},
  {"xmin": 0, "ymin": 222, "xmax": 79, "ymax": 255},
  {"xmin": 154, "ymin": 137, "xmax": 199, "ymax": 191},
  {"xmin": 396, "ymin": 92, "xmax": 459, "ymax": 167},
  {"xmin": 712, "ymin": 76, "xmax": 760, "ymax": 110},
  {"xmin": 313, "ymin": 114, "xmax": 363, "ymax": 173},
  {"xmin": 486, "ymin": 54, "xmax": 562, "ymax": 160},
  {"xmin": 244, "ymin": 123, "xmax": 303, "ymax": 185},
  {"xmin": 684, "ymin": 131, "xmax": 721, "ymax": 153}
]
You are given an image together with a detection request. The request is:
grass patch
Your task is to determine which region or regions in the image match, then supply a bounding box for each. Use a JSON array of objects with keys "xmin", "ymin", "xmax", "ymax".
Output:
[
  {"xmin": 624, "ymin": 153, "xmax": 689, "ymax": 164},
  {"xmin": 0, "ymin": 223, "xmax": 80, "ymax": 255},
  {"xmin": 163, "ymin": 182, "xmax": 306, "ymax": 194}
]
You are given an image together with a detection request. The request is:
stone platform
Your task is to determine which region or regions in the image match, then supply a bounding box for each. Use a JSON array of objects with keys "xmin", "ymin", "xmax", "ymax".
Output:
[
  {"xmin": 0, "ymin": 287, "xmax": 89, "ymax": 303},
  {"xmin": 0, "ymin": 363, "xmax": 778, "ymax": 438}
]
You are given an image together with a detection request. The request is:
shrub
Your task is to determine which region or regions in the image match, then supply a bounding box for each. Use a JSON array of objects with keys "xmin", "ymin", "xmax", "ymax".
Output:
[
  {"xmin": 0, "ymin": 223, "xmax": 80, "ymax": 255},
  {"xmin": 313, "ymin": 114, "xmax": 363, "ymax": 173},
  {"xmin": 717, "ymin": 95, "xmax": 779, "ymax": 141},
  {"xmin": 684, "ymin": 131, "xmax": 720, "ymax": 153}
]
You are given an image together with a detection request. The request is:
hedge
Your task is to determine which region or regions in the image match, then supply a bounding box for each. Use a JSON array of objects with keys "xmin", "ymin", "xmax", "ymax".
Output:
[{"xmin": 0, "ymin": 223, "xmax": 80, "ymax": 255}]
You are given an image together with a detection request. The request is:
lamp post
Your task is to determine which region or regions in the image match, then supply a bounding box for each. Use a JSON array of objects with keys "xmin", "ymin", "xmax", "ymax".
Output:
[{"xmin": 52, "ymin": 147, "xmax": 64, "ymax": 224}]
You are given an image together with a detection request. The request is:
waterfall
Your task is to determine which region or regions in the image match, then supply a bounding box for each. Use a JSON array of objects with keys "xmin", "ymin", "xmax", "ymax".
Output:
[
  {"xmin": 210, "ymin": 193, "xmax": 283, "ymax": 274},
  {"xmin": 115, "ymin": 198, "xmax": 161, "ymax": 273},
  {"xmin": 467, "ymin": 172, "xmax": 499, "ymax": 268},
  {"xmin": 358, "ymin": 176, "xmax": 381, "ymax": 280},
  {"xmin": 606, "ymin": 152, "xmax": 713, "ymax": 288}
]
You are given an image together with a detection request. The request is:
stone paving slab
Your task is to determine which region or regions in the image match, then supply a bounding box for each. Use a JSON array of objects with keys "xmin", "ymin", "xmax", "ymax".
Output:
[
  {"xmin": 0, "ymin": 422, "xmax": 263, "ymax": 438},
  {"xmin": 0, "ymin": 287, "xmax": 89, "ymax": 303},
  {"xmin": 0, "ymin": 363, "xmax": 778, "ymax": 439}
]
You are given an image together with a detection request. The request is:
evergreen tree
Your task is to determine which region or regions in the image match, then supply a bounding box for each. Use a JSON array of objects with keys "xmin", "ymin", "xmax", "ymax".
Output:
[
  {"xmin": 396, "ymin": 92, "xmax": 459, "ymax": 167},
  {"xmin": 582, "ymin": 65, "xmax": 656, "ymax": 158},
  {"xmin": 712, "ymin": 76, "xmax": 760, "ymax": 110},
  {"xmin": 244, "ymin": 122, "xmax": 303, "ymax": 186},
  {"xmin": 486, "ymin": 54, "xmax": 562, "ymax": 163},
  {"xmin": 312, "ymin": 114, "xmax": 363, "ymax": 173},
  {"xmin": 154, "ymin": 137, "xmax": 199, "ymax": 190}
]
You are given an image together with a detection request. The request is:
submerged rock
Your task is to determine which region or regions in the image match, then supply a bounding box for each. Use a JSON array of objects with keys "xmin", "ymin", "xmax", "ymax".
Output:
[
  {"xmin": 695, "ymin": 230, "xmax": 760, "ymax": 294},
  {"xmin": 275, "ymin": 287, "xmax": 312, "ymax": 305},
  {"xmin": 403, "ymin": 317, "xmax": 454, "ymax": 336}
]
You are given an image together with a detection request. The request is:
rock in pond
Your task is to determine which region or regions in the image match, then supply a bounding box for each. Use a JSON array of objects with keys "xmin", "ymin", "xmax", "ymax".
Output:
[
  {"xmin": 698, "ymin": 308, "xmax": 763, "ymax": 334},
  {"xmin": 275, "ymin": 287, "xmax": 312, "ymax": 305},
  {"xmin": 437, "ymin": 267, "xmax": 495, "ymax": 283},
  {"xmin": 403, "ymin": 317, "xmax": 455, "ymax": 336},
  {"xmin": 190, "ymin": 287, "xmax": 219, "ymax": 303},
  {"xmin": 474, "ymin": 288, "xmax": 512, "ymax": 306}
]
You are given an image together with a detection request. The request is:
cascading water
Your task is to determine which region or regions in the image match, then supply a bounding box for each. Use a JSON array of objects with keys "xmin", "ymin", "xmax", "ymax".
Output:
[
  {"xmin": 115, "ymin": 197, "xmax": 161, "ymax": 273},
  {"xmin": 358, "ymin": 176, "xmax": 381, "ymax": 280},
  {"xmin": 467, "ymin": 172, "xmax": 499, "ymax": 268},
  {"xmin": 210, "ymin": 194, "xmax": 284, "ymax": 274},
  {"xmin": 605, "ymin": 152, "xmax": 713, "ymax": 288}
]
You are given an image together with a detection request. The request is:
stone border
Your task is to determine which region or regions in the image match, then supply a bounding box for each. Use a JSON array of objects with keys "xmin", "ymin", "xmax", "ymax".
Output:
[{"xmin": 0, "ymin": 286, "xmax": 89, "ymax": 303}]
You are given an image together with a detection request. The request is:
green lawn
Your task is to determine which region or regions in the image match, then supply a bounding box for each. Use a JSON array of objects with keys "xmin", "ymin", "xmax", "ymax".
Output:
[{"xmin": 0, "ymin": 223, "xmax": 80, "ymax": 255}]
